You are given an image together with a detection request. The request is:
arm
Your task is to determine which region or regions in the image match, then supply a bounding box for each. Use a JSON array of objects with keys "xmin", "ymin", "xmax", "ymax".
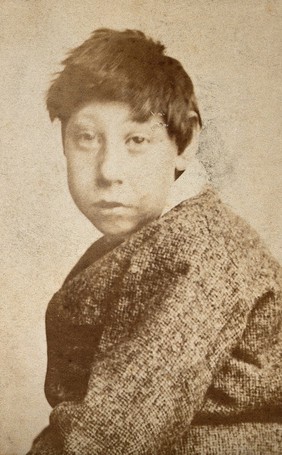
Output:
[{"xmin": 30, "ymin": 263, "xmax": 252, "ymax": 455}]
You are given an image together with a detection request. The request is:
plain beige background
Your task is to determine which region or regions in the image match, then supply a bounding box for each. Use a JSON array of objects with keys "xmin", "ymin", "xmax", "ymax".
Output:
[{"xmin": 1, "ymin": 0, "xmax": 281, "ymax": 454}]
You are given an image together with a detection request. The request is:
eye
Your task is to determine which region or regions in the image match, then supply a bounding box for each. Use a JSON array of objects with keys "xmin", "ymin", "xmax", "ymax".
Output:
[
  {"xmin": 74, "ymin": 131, "xmax": 101, "ymax": 149},
  {"xmin": 127, "ymin": 135, "xmax": 150, "ymax": 147},
  {"xmin": 78, "ymin": 132, "xmax": 97, "ymax": 141},
  {"xmin": 130, "ymin": 136, "xmax": 146, "ymax": 144}
]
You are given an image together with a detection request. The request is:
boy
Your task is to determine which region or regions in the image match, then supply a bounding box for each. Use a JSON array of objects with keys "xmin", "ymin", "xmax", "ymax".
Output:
[{"xmin": 29, "ymin": 29, "xmax": 281, "ymax": 454}]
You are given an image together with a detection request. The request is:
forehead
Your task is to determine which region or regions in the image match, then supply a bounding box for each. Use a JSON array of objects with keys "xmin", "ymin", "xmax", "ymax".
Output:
[{"xmin": 66, "ymin": 101, "xmax": 166, "ymax": 131}]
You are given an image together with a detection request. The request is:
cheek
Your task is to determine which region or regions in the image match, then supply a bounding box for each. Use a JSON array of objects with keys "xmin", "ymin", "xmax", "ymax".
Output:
[
  {"xmin": 134, "ymin": 153, "xmax": 176, "ymax": 203},
  {"xmin": 146, "ymin": 151, "xmax": 176, "ymax": 185},
  {"xmin": 66, "ymin": 157, "xmax": 90, "ymax": 202}
]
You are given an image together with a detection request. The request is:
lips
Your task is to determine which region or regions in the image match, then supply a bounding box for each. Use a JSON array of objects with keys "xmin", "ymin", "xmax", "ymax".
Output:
[{"xmin": 93, "ymin": 201, "xmax": 128, "ymax": 209}]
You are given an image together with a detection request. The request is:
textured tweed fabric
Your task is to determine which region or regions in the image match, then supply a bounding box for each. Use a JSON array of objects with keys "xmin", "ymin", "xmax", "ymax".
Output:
[{"xmin": 29, "ymin": 187, "xmax": 282, "ymax": 454}]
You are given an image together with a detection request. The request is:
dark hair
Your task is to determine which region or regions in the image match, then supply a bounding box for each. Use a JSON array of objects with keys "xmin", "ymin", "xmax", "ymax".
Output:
[{"xmin": 47, "ymin": 28, "xmax": 201, "ymax": 152}]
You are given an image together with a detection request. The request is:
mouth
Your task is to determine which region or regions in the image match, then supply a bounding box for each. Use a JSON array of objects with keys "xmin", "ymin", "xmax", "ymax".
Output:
[{"xmin": 93, "ymin": 201, "xmax": 129, "ymax": 209}]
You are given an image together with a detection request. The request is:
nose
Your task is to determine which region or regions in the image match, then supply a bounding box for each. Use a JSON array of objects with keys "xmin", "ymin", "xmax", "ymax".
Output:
[{"xmin": 97, "ymin": 139, "xmax": 125, "ymax": 186}]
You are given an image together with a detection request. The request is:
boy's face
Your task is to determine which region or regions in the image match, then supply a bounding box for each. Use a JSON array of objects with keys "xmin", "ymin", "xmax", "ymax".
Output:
[{"xmin": 64, "ymin": 101, "xmax": 180, "ymax": 238}]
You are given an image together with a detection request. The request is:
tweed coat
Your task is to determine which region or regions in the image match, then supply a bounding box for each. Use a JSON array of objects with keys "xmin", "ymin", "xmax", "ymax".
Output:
[{"xmin": 29, "ymin": 187, "xmax": 282, "ymax": 454}]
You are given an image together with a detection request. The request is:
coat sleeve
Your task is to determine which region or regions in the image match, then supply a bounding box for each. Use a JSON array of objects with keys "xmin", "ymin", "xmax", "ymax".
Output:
[{"xmin": 29, "ymin": 249, "xmax": 256, "ymax": 455}]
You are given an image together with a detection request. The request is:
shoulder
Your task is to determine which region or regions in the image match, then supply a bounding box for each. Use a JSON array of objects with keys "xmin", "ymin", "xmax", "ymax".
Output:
[{"xmin": 160, "ymin": 187, "xmax": 281, "ymax": 297}]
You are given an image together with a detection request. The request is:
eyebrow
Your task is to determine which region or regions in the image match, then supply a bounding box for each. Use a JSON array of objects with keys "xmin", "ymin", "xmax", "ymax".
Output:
[
  {"xmin": 70, "ymin": 122, "xmax": 97, "ymax": 132},
  {"xmin": 127, "ymin": 116, "xmax": 167, "ymax": 129},
  {"xmin": 69, "ymin": 115, "xmax": 167, "ymax": 133}
]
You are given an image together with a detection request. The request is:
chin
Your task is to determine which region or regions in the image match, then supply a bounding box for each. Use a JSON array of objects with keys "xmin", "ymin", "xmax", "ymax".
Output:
[
  {"xmin": 93, "ymin": 216, "xmax": 155, "ymax": 239},
  {"xmin": 93, "ymin": 221, "xmax": 138, "ymax": 238}
]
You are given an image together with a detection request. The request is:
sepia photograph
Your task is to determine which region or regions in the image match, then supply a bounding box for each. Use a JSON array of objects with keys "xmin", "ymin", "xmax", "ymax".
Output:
[{"xmin": 1, "ymin": 1, "xmax": 281, "ymax": 454}]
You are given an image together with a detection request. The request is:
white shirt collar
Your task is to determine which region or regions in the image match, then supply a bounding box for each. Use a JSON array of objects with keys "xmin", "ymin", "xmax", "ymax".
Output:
[{"xmin": 162, "ymin": 157, "xmax": 209, "ymax": 216}]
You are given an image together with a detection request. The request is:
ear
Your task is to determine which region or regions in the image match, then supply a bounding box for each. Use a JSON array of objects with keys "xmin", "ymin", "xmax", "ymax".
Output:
[
  {"xmin": 61, "ymin": 120, "xmax": 67, "ymax": 154},
  {"xmin": 175, "ymin": 112, "xmax": 201, "ymax": 172}
]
